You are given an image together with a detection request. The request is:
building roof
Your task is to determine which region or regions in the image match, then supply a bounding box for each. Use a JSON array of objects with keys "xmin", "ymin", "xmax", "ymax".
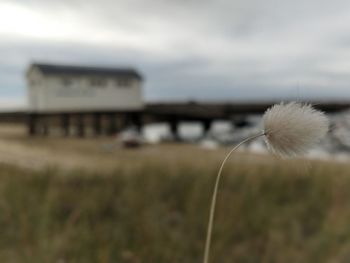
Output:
[{"xmin": 30, "ymin": 63, "xmax": 143, "ymax": 80}]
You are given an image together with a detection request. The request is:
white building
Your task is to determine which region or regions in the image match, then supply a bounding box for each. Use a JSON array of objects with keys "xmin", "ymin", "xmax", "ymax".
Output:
[{"xmin": 26, "ymin": 63, "xmax": 144, "ymax": 112}]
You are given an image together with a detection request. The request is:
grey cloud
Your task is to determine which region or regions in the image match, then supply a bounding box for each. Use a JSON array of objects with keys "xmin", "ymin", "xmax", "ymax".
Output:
[{"xmin": 2, "ymin": 0, "xmax": 350, "ymax": 104}]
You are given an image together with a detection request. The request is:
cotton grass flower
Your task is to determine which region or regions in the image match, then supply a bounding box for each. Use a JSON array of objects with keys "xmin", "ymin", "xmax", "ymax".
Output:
[
  {"xmin": 203, "ymin": 101, "xmax": 329, "ymax": 263},
  {"xmin": 263, "ymin": 102, "xmax": 329, "ymax": 157}
]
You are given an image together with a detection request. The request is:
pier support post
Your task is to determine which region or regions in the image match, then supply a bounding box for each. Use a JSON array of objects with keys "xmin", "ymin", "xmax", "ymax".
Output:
[
  {"xmin": 169, "ymin": 117, "xmax": 180, "ymax": 141},
  {"xmin": 131, "ymin": 112, "xmax": 142, "ymax": 132},
  {"xmin": 202, "ymin": 119, "xmax": 212, "ymax": 136},
  {"xmin": 42, "ymin": 115, "xmax": 49, "ymax": 136},
  {"xmin": 61, "ymin": 114, "xmax": 70, "ymax": 137},
  {"xmin": 93, "ymin": 112, "xmax": 102, "ymax": 136},
  {"xmin": 107, "ymin": 113, "xmax": 117, "ymax": 135},
  {"xmin": 77, "ymin": 114, "xmax": 85, "ymax": 137},
  {"xmin": 28, "ymin": 113, "xmax": 37, "ymax": 136}
]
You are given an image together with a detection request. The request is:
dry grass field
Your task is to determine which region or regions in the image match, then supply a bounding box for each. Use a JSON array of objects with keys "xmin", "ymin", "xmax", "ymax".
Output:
[{"xmin": 0, "ymin": 124, "xmax": 349, "ymax": 262}]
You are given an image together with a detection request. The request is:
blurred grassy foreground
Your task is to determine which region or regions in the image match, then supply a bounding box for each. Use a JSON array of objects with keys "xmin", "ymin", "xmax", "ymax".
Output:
[{"xmin": 0, "ymin": 126, "xmax": 350, "ymax": 262}]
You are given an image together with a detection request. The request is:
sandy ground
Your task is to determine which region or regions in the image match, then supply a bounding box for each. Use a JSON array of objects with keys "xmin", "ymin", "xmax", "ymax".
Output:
[
  {"xmin": 0, "ymin": 124, "xmax": 328, "ymax": 173},
  {"xmin": 0, "ymin": 125, "xmax": 95, "ymax": 170},
  {"xmin": 0, "ymin": 124, "xmax": 234, "ymax": 172}
]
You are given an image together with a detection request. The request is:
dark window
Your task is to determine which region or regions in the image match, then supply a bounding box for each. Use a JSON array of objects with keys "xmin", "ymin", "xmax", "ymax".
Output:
[
  {"xmin": 116, "ymin": 78, "xmax": 130, "ymax": 87},
  {"xmin": 62, "ymin": 78, "xmax": 73, "ymax": 87},
  {"xmin": 90, "ymin": 78, "xmax": 106, "ymax": 87}
]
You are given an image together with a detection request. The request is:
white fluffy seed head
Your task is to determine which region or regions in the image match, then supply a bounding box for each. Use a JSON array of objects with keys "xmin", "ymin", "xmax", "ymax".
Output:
[{"xmin": 262, "ymin": 102, "xmax": 329, "ymax": 157}]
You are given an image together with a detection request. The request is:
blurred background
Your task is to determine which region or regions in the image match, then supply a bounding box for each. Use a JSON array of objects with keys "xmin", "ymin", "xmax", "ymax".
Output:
[{"xmin": 1, "ymin": 0, "xmax": 350, "ymax": 262}]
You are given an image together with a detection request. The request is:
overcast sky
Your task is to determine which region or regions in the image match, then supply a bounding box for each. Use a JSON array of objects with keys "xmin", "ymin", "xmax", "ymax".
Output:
[{"xmin": 1, "ymin": 0, "xmax": 350, "ymax": 107}]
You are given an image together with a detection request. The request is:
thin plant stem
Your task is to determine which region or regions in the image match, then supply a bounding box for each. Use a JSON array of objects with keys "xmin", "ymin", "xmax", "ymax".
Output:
[{"xmin": 203, "ymin": 132, "xmax": 265, "ymax": 263}]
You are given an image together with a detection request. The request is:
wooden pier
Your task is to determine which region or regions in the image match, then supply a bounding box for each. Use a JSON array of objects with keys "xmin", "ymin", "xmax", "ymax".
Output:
[{"xmin": 0, "ymin": 101, "xmax": 349, "ymax": 138}]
